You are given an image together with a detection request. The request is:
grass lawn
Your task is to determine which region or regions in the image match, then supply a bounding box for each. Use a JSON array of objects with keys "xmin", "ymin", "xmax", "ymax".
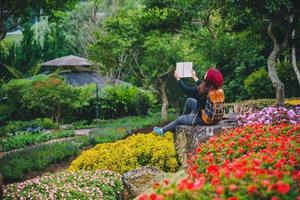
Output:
[{"xmin": 90, "ymin": 111, "xmax": 177, "ymax": 143}]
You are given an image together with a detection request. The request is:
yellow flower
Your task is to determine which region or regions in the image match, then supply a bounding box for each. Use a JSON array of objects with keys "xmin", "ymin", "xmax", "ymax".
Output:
[{"xmin": 69, "ymin": 132, "xmax": 178, "ymax": 174}]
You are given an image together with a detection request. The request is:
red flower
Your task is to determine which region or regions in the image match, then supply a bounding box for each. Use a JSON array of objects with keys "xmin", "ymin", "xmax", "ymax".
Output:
[
  {"xmin": 165, "ymin": 189, "xmax": 174, "ymax": 196},
  {"xmin": 228, "ymin": 197, "xmax": 238, "ymax": 200},
  {"xmin": 207, "ymin": 164, "xmax": 219, "ymax": 176},
  {"xmin": 276, "ymin": 181, "xmax": 290, "ymax": 194},
  {"xmin": 238, "ymin": 147, "xmax": 244, "ymax": 153},
  {"xmin": 215, "ymin": 185, "xmax": 224, "ymax": 195},
  {"xmin": 247, "ymin": 185, "xmax": 257, "ymax": 194},
  {"xmin": 163, "ymin": 179, "xmax": 170, "ymax": 186},
  {"xmin": 271, "ymin": 196, "xmax": 279, "ymax": 200},
  {"xmin": 191, "ymin": 177, "xmax": 205, "ymax": 191},
  {"xmin": 261, "ymin": 179, "xmax": 270, "ymax": 187},
  {"xmin": 211, "ymin": 177, "xmax": 220, "ymax": 185},
  {"xmin": 139, "ymin": 194, "xmax": 148, "ymax": 200},
  {"xmin": 149, "ymin": 194, "xmax": 164, "ymax": 200},
  {"xmin": 229, "ymin": 184, "xmax": 237, "ymax": 192}
]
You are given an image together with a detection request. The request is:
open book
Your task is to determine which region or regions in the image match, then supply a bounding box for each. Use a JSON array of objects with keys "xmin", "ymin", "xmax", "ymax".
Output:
[{"xmin": 176, "ymin": 62, "xmax": 193, "ymax": 78}]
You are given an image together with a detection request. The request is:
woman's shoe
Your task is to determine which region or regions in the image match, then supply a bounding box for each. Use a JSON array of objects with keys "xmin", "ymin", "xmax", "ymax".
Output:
[{"xmin": 153, "ymin": 127, "xmax": 164, "ymax": 136}]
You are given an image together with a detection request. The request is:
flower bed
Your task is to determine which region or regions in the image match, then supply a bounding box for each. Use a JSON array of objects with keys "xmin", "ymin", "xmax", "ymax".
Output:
[
  {"xmin": 141, "ymin": 123, "xmax": 300, "ymax": 200},
  {"xmin": 3, "ymin": 170, "xmax": 123, "ymax": 199},
  {"xmin": 237, "ymin": 106, "xmax": 300, "ymax": 126},
  {"xmin": 0, "ymin": 130, "xmax": 74, "ymax": 152},
  {"xmin": 0, "ymin": 136, "xmax": 92, "ymax": 183},
  {"xmin": 69, "ymin": 132, "xmax": 179, "ymax": 174}
]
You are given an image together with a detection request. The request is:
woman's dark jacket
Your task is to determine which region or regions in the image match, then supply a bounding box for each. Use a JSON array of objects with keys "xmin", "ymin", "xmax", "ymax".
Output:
[{"xmin": 177, "ymin": 79, "xmax": 208, "ymax": 119}]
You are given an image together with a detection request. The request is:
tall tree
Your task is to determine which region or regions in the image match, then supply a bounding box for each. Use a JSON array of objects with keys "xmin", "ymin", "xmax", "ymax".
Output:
[
  {"xmin": 200, "ymin": 0, "xmax": 300, "ymax": 105},
  {"xmin": 0, "ymin": 0, "xmax": 77, "ymax": 41}
]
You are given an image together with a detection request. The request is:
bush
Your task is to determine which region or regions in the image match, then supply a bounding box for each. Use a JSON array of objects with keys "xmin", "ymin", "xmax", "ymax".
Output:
[
  {"xmin": 0, "ymin": 136, "xmax": 92, "ymax": 183},
  {"xmin": 0, "ymin": 76, "xmax": 157, "ymax": 124},
  {"xmin": 98, "ymin": 85, "xmax": 157, "ymax": 119},
  {"xmin": 69, "ymin": 132, "xmax": 178, "ymax": 174},
  {"xmin": 0, "ymin": 130, "xmax": 75, "ymax": 152},
  {"xmin": 143, "ymin": 124, "xmax": 300, "ymax": 200},
  {"xmin": 22, "ymin": 76, "xmax": 79, "ymax": 123},
  {"xmin": 244, "ymin": 67, "xmax": 275, "ymax": 99},
  {"xmin": 3, "ymin": 170, "xmax": 124, "ymax": 199},
  {"xmin": 0, "ymin": 118, "xmax": 56, "ymax": 136}
]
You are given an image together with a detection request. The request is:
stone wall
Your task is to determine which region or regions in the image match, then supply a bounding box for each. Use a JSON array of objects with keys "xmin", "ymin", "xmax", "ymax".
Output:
[{"xmin": 174, "ymin": 117, "xmax": 238, "ymax": 169}]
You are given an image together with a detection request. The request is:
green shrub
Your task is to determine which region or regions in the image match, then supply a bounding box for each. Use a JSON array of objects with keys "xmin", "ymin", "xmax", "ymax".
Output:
[
  {"xmin": 0, "ymin": 118, "xmax": 56, "ymax": 136},
  {"xmin": 244, "ymin": 67, "xmax": 275, "ymax": 99},
  {"xmin": 98, "ymin": 85, "xmax": 157, "ymax": 119},
  {"xmin": 34, "ymin": 118, "xmax": 56, "ymax": 129},
  {"xmin": 0, "ymin": 136, "xmax": 92, "ymax": 183},
  {"xmin": 0, "ymin": 130, "xmax": 75, "ymax": 152},
  {"xmin": 22, "ymin": 76, "xmax": 79, "ymax": 123}
]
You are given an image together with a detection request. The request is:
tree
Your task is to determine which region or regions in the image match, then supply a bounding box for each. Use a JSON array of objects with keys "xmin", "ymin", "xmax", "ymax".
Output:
[
  {"xmin": 89, "ymin": 5, "xmax": 186, "ymax": 119},
  {"xmin": 142, "ymin": 32, "xmax": 182, "ymax": 120},
  {"xmin": 198, "ymin": 0, "xmax": 300, "ymax": 105},
  {"xmin": 0, "ymin": 0, "xmax": 77, "ymax": 41},
  {"xmin": 63, "ymin": 1, "xmax": 108, "ymax": 57}
]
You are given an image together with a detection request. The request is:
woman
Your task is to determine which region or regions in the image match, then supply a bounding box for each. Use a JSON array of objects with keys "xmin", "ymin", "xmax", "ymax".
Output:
[{"xmin": 153, "ymin": 68, "xmax": 224, "ymax": 135}]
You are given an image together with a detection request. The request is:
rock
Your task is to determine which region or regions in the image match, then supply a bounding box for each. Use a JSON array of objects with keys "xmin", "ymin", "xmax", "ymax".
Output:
[
  {"xmin": 174, "ymin": 117, "xmax": 238, "ymax": 169},
  {"xmin": 122, "ymin": 166, "xmax": 167, "ymax": 198}
]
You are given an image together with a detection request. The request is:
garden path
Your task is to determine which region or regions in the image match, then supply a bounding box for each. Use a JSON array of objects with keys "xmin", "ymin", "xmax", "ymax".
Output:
[{"xmin": 74, "ymin": 129, "xmax": 91, "ymax": 136}]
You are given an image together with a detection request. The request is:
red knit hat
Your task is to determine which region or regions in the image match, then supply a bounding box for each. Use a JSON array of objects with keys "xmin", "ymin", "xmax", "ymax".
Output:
[{"xmin": 205, "ymin": 68, "xmax": 223, "ymax": 87}]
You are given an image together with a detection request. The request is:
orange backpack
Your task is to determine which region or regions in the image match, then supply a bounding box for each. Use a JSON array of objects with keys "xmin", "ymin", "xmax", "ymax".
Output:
[{"xmin": 201, "ymin": 88, "xmax": 225, "ymax": 124}]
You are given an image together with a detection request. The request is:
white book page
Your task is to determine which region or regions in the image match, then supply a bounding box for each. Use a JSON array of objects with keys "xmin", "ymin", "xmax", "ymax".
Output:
[{"xmin": 176, "ymin": 62, "xmax": 193, "ymax": 78}]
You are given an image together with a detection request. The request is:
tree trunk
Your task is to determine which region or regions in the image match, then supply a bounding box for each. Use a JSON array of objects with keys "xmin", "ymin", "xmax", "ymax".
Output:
[
  {"xmin": 267, "ymin": 22, "xmax": 286, "ymax": 106},
  {"xmin": 267, "ymin": 44, "xmax": 285, "ymax": 105},
  {"xmin": 0, "ymin": 23, "xmax": 7, "ymax": 41},
  {"xmin": 291, "ymin": 28, "xmax": 300, "ymax": 86},
  {"xmin": 158, "ymin": 79, "xmax": 169, "ymax": 121}
]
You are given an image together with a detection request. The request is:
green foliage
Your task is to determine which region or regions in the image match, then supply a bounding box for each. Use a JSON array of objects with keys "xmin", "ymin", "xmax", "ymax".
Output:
[
  {"xmin": 22, "ymin": 76, "xmax": 79, "ymax": 122},
  {"xmin": 0, "ymin": 130, "xmax": 74, "ymax": 152},
  {"xmin": 244, "ymin": 67, "xmax": 275, "ymax": 99},
  {"xmin": 277, "ymin": 61, "xmax": 300, "ymax": 97},
  {"xmin": 192, "ymin": 30, "xmax": 266, "ymax": 102},
  {"xmin": 0, "ymin": 75, "xmax": 157, "ymax": 124},
  {"xmin": 0, "ymin": 136, "xmax": 91, "ymax": 183},
  {"xmin": 0, "ymin": 118, "xmax": 56, "ymax": 136},
  {"xmin": 0, "ymin": 0, "xmax": 77, "ymax": 40},
  {"xmin": 98, "ymin": 85, "xmax": 157, "ymax": 118}
]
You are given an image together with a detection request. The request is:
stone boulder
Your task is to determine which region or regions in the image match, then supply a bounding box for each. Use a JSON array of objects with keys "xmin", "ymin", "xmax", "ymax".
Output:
[
  {"xmin": 122, "ymin": 166, "xmax": 167, "ymax": 198},
  {"xmin": 174, "ymin": 117, "xmax": 238, "ymax": 169}
]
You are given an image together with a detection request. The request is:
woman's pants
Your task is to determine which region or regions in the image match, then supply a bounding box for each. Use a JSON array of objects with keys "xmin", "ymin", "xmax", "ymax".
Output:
[{"xmin": 162, "ymin": 98, "xmax": 203, "ymax": 133}]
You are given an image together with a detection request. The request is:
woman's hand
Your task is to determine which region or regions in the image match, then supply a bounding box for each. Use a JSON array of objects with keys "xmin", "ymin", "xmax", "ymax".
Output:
[
  {"xmin": 174, "ymin": 71, "xmax": 181, "ymax": 81},
  {"xmin": 191, "ymin": 70, "xmax": 199, "ymax": 82}
]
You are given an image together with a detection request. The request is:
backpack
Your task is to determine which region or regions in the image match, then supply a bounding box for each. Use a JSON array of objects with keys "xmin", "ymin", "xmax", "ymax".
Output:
[{"xmin": 201, "ymin": 88, "xmax": 225, "ymax": 124}]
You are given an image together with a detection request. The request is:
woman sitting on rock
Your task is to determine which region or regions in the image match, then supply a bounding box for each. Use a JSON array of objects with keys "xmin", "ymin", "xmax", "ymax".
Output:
[{"xmin": 153, "ymin": 68, "xmax": 224, "ymax": 135}]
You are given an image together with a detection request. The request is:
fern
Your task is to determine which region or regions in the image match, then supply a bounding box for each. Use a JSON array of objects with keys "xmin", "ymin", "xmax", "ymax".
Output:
[
  {"xmin": 3, "ymin": 64, "xmax": 23, "ymax": 79},
  {"xmin": 28, "ymin": 64, "xmax": 42, "ymax": 77}
]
